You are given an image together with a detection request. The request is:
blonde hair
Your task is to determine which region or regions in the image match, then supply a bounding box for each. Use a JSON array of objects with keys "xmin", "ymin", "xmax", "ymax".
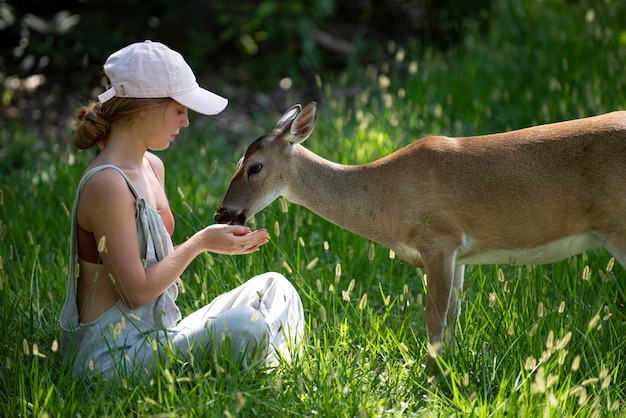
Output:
[{"xmin": 73, "ymin": 97, "xmax": 174, "ymax": 149}]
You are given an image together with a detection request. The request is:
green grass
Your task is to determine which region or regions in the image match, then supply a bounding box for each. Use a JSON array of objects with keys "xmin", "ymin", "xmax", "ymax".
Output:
[{"xmin": 2, "ymin": 0, "xmax": 626, "ymax": 415}]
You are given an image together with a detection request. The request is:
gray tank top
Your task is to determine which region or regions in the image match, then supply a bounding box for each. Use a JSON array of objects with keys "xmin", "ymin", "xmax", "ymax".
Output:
[{"xmin": 59, "ymin": 165, "xmax": 181, "ymax": 376}]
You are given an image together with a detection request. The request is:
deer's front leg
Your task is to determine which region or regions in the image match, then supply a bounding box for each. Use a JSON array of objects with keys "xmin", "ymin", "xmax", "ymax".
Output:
[
  {"xmin": 444, "ymin": 264, "xmax": 465, "ymax": 348},
  {"xmin": 421, "ymin": 248, "xmax": 457, "ymax": 373}
]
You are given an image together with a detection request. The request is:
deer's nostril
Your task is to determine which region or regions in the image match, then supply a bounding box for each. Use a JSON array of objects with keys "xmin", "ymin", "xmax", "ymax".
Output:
[{"xmin": 214, "ymin": 207, "xmax": 227, "ymax": 223}]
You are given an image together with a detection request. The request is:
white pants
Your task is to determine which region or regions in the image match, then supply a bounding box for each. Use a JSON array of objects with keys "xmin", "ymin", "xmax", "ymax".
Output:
[{"xmin": 128, "ymin": 272, "xmax": 304, "ymax": 375}]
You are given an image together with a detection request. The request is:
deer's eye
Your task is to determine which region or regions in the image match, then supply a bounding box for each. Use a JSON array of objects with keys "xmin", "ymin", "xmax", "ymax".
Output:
[{"xmin": 248, "ymin": 163, "xmax": 263, "ymax": 176}]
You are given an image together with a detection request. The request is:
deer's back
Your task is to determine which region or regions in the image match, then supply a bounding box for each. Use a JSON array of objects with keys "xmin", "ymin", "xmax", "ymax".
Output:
[{"xmin": 365, "ymin": 111, "xmax": 626, "ymax": 249}]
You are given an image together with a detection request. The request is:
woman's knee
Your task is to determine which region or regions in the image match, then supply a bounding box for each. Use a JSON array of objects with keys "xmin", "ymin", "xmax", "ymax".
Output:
[
  {"xmin": 250, "ymin": 272, "xmax": 298, "ymax": 296},
  {"xmin": 217, "ymin": 306, "xmax": 269, "ymax": 352}
]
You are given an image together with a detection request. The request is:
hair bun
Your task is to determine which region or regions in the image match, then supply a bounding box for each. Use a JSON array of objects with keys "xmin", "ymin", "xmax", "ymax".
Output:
[
  {"xmin": 73, "ymin": 103, "xmax": 111, "ymax": 149},
  {"xmin": 84, "ymin": 109, "xmax": 101, "ymax": 123}
]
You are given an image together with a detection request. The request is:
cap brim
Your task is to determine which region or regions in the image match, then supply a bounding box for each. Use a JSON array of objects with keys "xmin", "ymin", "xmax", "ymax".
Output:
[{"xmin": 173, "ymin": 88, "xmax": 228, "ymax": 115}]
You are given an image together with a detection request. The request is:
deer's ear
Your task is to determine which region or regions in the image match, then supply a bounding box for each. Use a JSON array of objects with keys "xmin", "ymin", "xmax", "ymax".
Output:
[
  {"xmin": 288, "ymin": 101, "xmax": 317, "ymax": 144},
  {"xmin": 275, "ymin": 104, "xmax": 302, "ymax": 129}
]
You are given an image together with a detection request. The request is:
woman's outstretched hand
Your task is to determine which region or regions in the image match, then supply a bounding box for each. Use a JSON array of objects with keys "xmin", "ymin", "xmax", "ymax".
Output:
[{"xmin": 198, "ymin": 224, "xmax": 269, "ymax": 255}]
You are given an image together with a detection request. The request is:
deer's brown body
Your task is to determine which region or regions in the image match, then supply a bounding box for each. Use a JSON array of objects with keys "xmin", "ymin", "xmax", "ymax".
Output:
[{"xmin": 215, "ymin": 102, "xmax": 626, "ymax": 370}]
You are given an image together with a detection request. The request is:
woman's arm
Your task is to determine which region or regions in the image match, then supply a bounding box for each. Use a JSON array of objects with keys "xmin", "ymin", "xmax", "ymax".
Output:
[{"xmin": 79, "ymin": 169, "xmax": 268, "ymax": 309}]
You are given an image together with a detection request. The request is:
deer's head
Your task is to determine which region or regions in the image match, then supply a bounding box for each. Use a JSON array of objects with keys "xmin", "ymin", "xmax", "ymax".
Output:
[{"xmin": 214, "ymin": 101, "xmax": 318, "ymax": 225}]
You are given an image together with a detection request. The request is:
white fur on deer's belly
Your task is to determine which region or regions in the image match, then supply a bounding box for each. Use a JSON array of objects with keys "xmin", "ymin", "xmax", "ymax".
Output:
[{"xmin": 458, "ymin": 232, "xmax": 603, "ymax": 265}]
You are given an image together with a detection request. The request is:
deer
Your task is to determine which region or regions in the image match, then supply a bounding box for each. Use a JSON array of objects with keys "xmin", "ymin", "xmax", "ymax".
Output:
[{"xmin": 214, "ymin": 101, "xmax": 626, "ymax": 372}]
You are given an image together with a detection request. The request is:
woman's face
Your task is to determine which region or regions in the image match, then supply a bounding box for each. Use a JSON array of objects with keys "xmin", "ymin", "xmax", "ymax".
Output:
[{"xmin": 146, "ymin": 101, "xmax": 190, "ymax": 151}]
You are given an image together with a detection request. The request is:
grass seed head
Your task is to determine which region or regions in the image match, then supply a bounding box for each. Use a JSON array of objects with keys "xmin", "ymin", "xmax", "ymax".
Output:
[
  {"xmin": 588, "ymin": 314, "xmax": 601, "ymax": 330},
  {"xmin": 530, "ymin": 366, "xmax": 546, "ymax": 394},
  {"xmin": 395, "ymin": 48, "xmax": 405, "ymax": 63},
  {"xmin": 606, "ymin": 257, "xmax": 614, "ymax": 272},
  {"xmin": 426, "ymin": 342, "xmax": 441, "ymax": 359},
  {"xmin": 359, "ymin": 293, "xmax": 368, "ymax": 310},
  {"xmin": 274, "ymin": 221, "xmax": 280, "ymax": 237},
  {"xmin": 546, "ymin": 330, "xmax": 554, "ymax": 351},
  {"xmin": 599, "ymin": 366, "xmax": 609, "ymax": 381},
  {"xmin": 279, "ymin": 197, "xmax": 289, "ymax": 213},
  {"xmin": 164, "ymin": 368, "xmax": 173, "ymax": 384},
  {"xmin": 97, "ymin": 235, "xmax": 107, "ymax": 254},
  {"xmin": 306, "ymin": 257, "xmax": 319, "ymax": 270},
  {"xmin": 378, "ymin": 74, "xmax": 391, "ymax": 89},
  {"xmin": 555, "ymin": 332, "xmax": 572, "ymax": 350},
  {"xmin": 582, "ymin": 265, "xmax": 591, "ymax": 281},
  {"xmin": 335, "ymin": 263, "xmax": 342, "ymax": 282}
]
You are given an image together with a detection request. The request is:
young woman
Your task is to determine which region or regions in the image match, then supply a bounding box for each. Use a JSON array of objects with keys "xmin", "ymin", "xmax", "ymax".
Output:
[{"xmin": 60, "ymin": 41, "xmax": 304, "ymax": 380}]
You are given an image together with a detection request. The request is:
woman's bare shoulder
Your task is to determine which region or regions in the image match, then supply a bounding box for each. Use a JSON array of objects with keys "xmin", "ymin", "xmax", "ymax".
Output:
[
  {"xmin": 77, "ymin": 167, "xmax": 135, "ymax": 231},
  {"xmin": 82, "ymin": 165, "xmax": 132, "ymax": 191}
]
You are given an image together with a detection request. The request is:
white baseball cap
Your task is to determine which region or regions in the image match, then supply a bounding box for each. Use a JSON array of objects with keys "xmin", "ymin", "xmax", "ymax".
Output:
[{"xmin": 98, "ymin": 40, "xmax": 228, "ymax": 115}]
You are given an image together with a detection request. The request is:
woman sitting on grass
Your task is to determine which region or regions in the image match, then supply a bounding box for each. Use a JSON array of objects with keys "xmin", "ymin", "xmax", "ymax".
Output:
[{"xmin": 59, "ymin": 40, "xmax": 304, "ymax": 380}]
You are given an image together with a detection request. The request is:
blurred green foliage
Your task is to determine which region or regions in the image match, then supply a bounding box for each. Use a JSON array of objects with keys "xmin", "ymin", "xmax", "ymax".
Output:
[{"xmin": 0, "ymin": 0, "xmax": 490, "ymax": 90}]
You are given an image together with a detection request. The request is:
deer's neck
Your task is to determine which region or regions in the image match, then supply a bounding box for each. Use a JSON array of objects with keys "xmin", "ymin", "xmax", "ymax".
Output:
[{"xmin": 284, "ymin": 146, "xmax": 391, "ymax": 245}]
